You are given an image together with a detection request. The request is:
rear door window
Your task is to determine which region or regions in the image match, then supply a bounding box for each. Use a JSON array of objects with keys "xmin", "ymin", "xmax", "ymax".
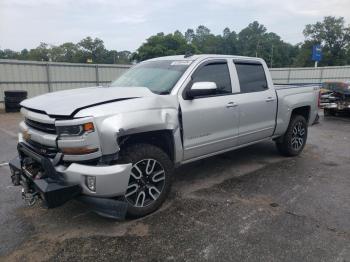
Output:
[{"xmin": 235, "ymin": 62, "xmax": 268, "ymax": 93}]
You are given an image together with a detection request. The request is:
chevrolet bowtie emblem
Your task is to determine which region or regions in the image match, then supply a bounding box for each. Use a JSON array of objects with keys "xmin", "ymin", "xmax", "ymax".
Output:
[
  {"xmin": 40, "ymin": 148, "xmax": 47, "ymax": 154},
  {"xmin": 22, "ymin": 130, "xmax": 31, "ymax": 141}
]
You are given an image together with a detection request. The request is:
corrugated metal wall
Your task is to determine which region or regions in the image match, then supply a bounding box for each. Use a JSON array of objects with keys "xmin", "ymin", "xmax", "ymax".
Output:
[
  {"xmin": 270, "ymin": 66, "xmax": 350, "ymax": 84},
  {"xmin": 0, "ymin": 59, "xmax": 131, "ymax": 101},
  {"xmin": 2, "ymin": 59, "xmax": 350, "ymax": 101}
]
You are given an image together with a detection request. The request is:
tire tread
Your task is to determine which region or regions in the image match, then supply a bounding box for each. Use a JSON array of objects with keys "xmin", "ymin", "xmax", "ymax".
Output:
[
  {"xmin": 276, "ymin": 115, "xmax": 308, "ymax": 157},
  {"xmin": 117, "ymin": 143, "xmax": 173, "ymax": 218}
]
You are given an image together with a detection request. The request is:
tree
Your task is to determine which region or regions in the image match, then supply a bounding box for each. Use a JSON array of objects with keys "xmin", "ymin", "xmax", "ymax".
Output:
[
  {"xmin": 221, "ymin": 28, "xmax": 238, "ymax": 55},
  {"xmin": 28, "ymin": 43, "xmax": 50, "ymax": 61},
  {"xmin": 293, "ymin": 41, "xmax": 317, "ymax": 67},
  {"xmin": 0, "ymin": 37, "xmax": 133, "ymax": 64},
  {"xmin": 20, "ymin": 49, "xmax": 29, "ymax": 60},
  {"xmin": 236, "ymin": 21, "xmax": 297, "ymax": 67},
  {"xmin": 303, "ymin": 16, "xmax": 350, "ymax": 66},
  {"xmin": 0, "ymin": 49, "xmax": 19, "ymax": 59},
  {"xmin": 58, "ymin": 42, "xmax": 80, "ymax": 62},
  {"xmin": 116, "ymin": 50, "xmax": 132, "ymax": 64},
  {"xmin": 131, "ymin": 22, "xmax": 299, "ymax": 66},
  {"xmin": 78, "ymin": 37, "xmax": 108, "ymax": 63},
  {"xmin": 134, "ymin": 32, "xmax": 197, "ymax": 61},
  {"xmin": 238, "ymin": 21, "xmax": 267, "ymax": 57},
  {"xmin": 185, "ymin": 29, "xmax": 195, "ymax": 43},
  {"xmin": 192, "ymin": 25, "xmax": 212, "ymax": 52}
]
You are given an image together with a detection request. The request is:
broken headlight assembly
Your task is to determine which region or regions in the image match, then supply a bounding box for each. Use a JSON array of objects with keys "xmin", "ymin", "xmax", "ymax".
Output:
[
  {"xmin": 56, "ymin": 122, "xmax": 99, "ymax": 155},
  {"xmin": 56, "ymin": 122, "xmax": 95, "ymax": 137}
]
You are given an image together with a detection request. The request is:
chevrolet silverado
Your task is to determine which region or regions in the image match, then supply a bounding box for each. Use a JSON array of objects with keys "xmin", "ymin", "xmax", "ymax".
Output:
[{"xmin": 9, "ymin": 54, "xmax": 320, "ymax": 218}]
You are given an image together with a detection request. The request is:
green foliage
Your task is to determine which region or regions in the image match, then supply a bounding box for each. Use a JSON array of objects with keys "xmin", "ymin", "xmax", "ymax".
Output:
[
  {"xmin": 1, "ymin": 16, "xmax": 350, "ymax": 67},
  {"xmin": 133, "ymin": 17, "xmax": 350, "ymax": 67},
  {"xmin": 134, "ymin": 22, "xmax": 298, "ymax": 67},
  {"xmin": 132, "ymin": 32, "xmax": 197, "ymax": 61},
  {"xmin": 302, "ymin": 16, "xmax": 350, "ymax": 66},
  {"xmin": 0, "ymin": 37, "xmax": 131, "ymax": 64}
]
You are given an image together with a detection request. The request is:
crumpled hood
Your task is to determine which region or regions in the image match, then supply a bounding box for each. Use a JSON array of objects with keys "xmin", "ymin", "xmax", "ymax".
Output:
[{"xmin": 21, "ymin": 86, "xmax": 155, "ymax": 116}]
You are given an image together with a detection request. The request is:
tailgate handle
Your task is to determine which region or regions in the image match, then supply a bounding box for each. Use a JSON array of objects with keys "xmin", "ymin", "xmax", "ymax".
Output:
[
  {"xmin": 226, "ymin": 102, "xmax": 238, "ymax": 108},
  {"xmin": 265, "ymin": 97, "xmax": 275, "ymax": 102}
]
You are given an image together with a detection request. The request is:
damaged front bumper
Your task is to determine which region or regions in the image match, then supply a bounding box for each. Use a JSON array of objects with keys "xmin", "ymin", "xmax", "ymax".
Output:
[{"xmin": 9, "ymin": 142, "xmax": 132, "ymax": 219}]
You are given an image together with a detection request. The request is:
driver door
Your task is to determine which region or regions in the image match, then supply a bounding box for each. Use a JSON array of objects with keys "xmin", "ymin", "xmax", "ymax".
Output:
[{"xmin": 179, "ymin": 59, "xmax": 239, "ymax": 160}]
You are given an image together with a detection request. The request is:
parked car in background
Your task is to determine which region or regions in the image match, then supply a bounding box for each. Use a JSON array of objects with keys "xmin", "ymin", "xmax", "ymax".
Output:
[
  {"xmin": 320, "ymin": 81, "xmax": 350, "ymax": 116},
  {"xmin": 9, "ymin": 54, "xmax": 320, "ymax": 219}
]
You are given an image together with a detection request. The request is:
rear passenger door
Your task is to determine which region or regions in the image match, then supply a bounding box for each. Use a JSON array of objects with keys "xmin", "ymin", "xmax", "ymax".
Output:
[{"xmin": 233, "ymin": 60, "xmax": 277, "ymax": 145}]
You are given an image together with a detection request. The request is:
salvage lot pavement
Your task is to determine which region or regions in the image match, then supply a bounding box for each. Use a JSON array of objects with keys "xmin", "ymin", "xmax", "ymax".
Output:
[{"xmin": 0, "ymin": 112, "xmax": 349, "ymax": 262}]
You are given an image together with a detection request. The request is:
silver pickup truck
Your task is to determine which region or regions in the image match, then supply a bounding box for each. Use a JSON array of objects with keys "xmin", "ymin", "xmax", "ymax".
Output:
[{"xmin": 9, "ymin": 54, "xmax": 320, "ymax": 218}]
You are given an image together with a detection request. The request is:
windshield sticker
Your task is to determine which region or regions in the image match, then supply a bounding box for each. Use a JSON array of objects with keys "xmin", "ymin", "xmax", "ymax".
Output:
[{"xmin": 171, "ymin": 61, "xmax": 192, "ymax": 66}]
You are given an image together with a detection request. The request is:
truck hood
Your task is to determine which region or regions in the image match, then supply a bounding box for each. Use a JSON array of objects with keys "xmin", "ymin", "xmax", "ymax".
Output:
[{"xmin": 21, "ymin": 86, "xmax": 155, "ymax": 116}]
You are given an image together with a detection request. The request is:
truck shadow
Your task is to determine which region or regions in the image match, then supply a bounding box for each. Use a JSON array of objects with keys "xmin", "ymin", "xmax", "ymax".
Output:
[{"xmin": 173, "ymin": 141, "xmax": 283, "ymax": 192}]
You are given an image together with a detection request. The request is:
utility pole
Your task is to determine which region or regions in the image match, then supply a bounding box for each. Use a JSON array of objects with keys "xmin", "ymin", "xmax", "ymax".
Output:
[
  {"xmin": 255, "ymin": 39, "xmax": 260, "ymax": 57},
  {"xmin": 270, "ymin": 44, "xmax": 274, "ymax": 68}
]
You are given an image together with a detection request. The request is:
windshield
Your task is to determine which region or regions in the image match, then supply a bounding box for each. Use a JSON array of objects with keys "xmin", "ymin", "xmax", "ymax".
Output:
[{"xmin": 110, "ymin": 60, "xmax": 192, "ymax": 94}]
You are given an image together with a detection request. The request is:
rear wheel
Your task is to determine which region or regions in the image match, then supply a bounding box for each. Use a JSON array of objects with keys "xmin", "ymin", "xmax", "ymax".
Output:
[
  {"xmin": 276, "ymin": 115, "xmax": 308, "ymax": 157},
  {"xmin": 118, "ymin": 143, "xmax": 173, "ymax": 218}
]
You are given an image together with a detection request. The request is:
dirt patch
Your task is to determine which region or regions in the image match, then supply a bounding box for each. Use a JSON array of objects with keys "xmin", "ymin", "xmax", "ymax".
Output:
[{"xmin": 128, "ymin": 223, "xmax": 149, "ymax": 237}]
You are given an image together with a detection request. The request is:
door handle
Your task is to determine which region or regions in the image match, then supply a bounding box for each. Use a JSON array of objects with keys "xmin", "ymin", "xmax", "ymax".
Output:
[
  {"xmin": 226, "ymin": 102, "xmax": 238, "ymax": 108},
  {"xmin": 265, "ymin": 97, "xmax": 275, "ymax": 102}
]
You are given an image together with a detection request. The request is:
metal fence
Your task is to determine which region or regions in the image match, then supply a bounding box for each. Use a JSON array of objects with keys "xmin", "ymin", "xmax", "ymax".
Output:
[
  {"xmin": 0, "ymin": 59, "xmax": 131, "ymax": 101},
  {"xmin": 2, "ymin": 59, "xmax": 350, "ymax": 102},
  {"xmin": 270, "ymin": 65, "xmax": 350, "ymax": 84}
]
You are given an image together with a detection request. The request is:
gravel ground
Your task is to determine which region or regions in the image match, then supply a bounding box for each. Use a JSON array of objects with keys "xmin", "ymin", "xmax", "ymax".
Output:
[{"xmin": 0, "ymin": 112, "xmax": 349, "ymax": 262}]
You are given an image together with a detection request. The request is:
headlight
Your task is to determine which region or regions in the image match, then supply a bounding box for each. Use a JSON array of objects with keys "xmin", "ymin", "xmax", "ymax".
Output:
[{"xmin": 57, "ymin": 122, "xmax": 95, "ymax": 137}]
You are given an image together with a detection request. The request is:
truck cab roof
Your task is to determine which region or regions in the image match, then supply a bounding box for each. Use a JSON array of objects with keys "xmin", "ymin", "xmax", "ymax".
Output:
[{"xmin": 147, "ymin": 54, "xmax": 265, "ymax": 64}]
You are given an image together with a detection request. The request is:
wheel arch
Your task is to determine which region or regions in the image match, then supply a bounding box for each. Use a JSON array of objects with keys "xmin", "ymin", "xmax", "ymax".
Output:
[
  {"xmin": 118, "ymin": 130, "xmax": 177, "ymax": 163},
  {"xmin": 275, "ymin": 105, "xmax": 311, "ymax": 143},
  {"xmin": 291, "ymin": 106, "xmax": 311, "ymax": 122}
]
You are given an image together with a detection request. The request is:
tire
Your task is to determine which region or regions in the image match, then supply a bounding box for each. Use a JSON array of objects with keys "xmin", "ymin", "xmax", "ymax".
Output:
[
  {"xmin": 276, "ymin": 115, "xmax": 308, "ymax": 157},
  {"xmin": 5, "ymin": 96, "xmax": 25, "ymax": 103},
  {"xmin": 5, "ymin": 102, "xmax": 21, "ymax": 112},
  {"xmin": 5, "ymin": 107, "xmax": 20, "ymax": 113},
  {"xmin": 5, "ymin": 101, "xmax": 21, "ymax": 108},
  {"xmin": 4, "ymin": 90, "xmax": 27, "ymax": 98},
  {"xmin": 117, "ymin": 143, "xmax": 173, "ymax": 218}
]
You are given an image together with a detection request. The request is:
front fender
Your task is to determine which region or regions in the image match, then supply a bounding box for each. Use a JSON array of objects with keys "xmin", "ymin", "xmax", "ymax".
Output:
[{"xmin": 97, "ymin": 108, "xmax": 180, "ymax": 157}]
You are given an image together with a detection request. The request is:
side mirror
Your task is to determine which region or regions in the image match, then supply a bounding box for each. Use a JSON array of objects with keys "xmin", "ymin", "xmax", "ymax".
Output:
[{"xmin": 187, "ymin": 82, "xmax": 217, "ymax": 99}]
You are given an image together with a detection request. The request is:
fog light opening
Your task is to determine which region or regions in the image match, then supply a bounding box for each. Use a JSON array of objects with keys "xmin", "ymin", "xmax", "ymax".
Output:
[{"xmin": 86, "ymin": 176, "xmax": 96, "ymax": 192}]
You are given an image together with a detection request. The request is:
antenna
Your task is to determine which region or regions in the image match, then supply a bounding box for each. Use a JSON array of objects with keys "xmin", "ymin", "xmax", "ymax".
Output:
[{"xmin": 184, "ymin": 51, "xmax": 193, "ymax": 58}]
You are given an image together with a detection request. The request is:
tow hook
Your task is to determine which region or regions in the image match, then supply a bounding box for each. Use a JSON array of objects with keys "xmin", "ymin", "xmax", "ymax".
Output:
[
  {"xmin": 21, "ymin": 188, "xmax": 38, "ymax": 206},
  {"xmin": 11, "ymin": 172, "xmax": 21, "ymax": 186}
]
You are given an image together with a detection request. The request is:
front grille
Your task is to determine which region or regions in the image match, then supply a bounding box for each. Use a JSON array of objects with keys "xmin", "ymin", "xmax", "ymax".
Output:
[
  {"xmin": 27, "ymin": 139, "xmax": 58, "ymax": 158},
  {"xmin": 25, "ymin": 118, "xmax": 56, "ymax": 134}
]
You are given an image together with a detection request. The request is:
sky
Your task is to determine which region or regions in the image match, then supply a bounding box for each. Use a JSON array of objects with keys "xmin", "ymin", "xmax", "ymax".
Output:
[{"xmin": 1, "ymin": 0, "xmax": 350, "ymax": 52}]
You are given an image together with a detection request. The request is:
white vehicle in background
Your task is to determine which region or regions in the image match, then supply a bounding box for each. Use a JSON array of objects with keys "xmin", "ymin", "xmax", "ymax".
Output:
[{"xmin": 9, "ymin": 54, "xmax": 320, "ymax": 218}]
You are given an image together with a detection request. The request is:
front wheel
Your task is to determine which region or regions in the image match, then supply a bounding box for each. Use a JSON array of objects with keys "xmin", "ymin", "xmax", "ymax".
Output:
[
  {"xmin": 276, "ymin": 115, "xmax": 308, "ymax": 157},
  {"xmin": 118, "ymin": 143, "xmax": 173, "ymax": 218}
]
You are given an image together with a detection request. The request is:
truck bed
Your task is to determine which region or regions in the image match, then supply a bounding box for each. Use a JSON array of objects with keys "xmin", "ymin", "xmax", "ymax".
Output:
[
  {"xmin": 273, "ymin": 84, "xmax": 319, "ymax": 137},
  {"xmin": 274, "ymin": 84, "xmax": 321, "ymax": 90}
]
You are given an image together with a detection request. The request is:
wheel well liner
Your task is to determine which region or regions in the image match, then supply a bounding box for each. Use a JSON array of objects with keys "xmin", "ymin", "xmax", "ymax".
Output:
[
  {"xmin": 118, "ymin": 130, "xmax": 175, "ymax": 161},
  {"xmin": 291, "ymin": 106, "xmax": 310, "ymax": 122}
]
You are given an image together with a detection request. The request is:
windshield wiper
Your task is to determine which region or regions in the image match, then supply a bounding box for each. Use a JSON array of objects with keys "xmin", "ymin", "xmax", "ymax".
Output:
[{"xmin": 158, "ymin": 91, "xmax": 170, "ymax": 95}]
